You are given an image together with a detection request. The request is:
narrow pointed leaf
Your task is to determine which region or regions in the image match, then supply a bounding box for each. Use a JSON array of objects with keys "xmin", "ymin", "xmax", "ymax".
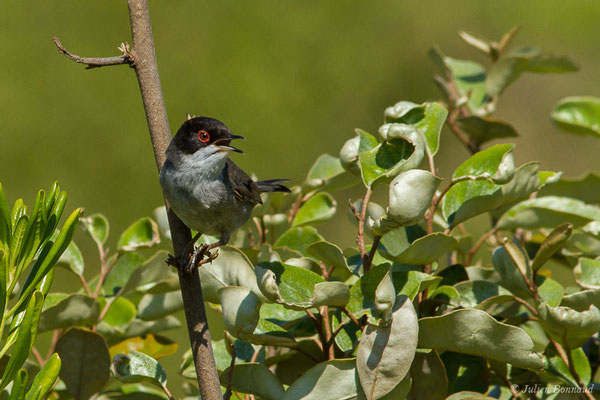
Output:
[
  {"xmin": 532, "ymin": 223, "xmax": 573, "ymax": 271},
  {"xmin": 25, "ymin": 353, "xmax": 61, "ymax": 400}
]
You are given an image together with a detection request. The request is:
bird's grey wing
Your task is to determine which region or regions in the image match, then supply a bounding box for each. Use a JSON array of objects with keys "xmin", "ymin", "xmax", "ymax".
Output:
[{"xmin": 225, "ymin": 159, "xmax": 262, "ymax": 205}]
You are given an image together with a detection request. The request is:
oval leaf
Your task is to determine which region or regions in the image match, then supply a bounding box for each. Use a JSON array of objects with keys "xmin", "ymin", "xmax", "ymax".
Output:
[
  {"xmin": 387, "ymin": 170, "xmax": 442, "ymax": 226},
  {"xmin": 357, "ymin": 296, "xmax": 418, "ymax": 400},
  {"xmin": 418, "ymin": 309, "xmax": 543, "ymax": 370},
  {"xmin": 293, "ymin": 193, "xmax": 337, "ymax": 227},
  {"xmin": 117, "ymin": 217, "xmax": 160, "ymax": 252},
  {"xmin": 219, "ymin": 362, "xmax": 285, "ymax": 400},
  {"xmin": 552, "ymin": 96, "xmax": 600, "ymax": 137},
  {"xmin": 111, "ymin": 351, "xmax": 167, "ymax": 387},
  {"xmin": 56, "ymin": 327, "xmax": 111, "ymax": 400}
]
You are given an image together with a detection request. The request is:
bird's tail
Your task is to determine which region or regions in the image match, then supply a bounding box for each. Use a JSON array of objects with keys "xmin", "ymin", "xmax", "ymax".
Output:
[{"xmin": 256, "ymin": 179, "xmax": 291, "ymax": 193}]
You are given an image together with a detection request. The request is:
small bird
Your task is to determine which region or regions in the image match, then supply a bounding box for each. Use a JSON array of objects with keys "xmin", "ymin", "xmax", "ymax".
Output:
[{"xmin": 160, "ymin": 116, "xmax": 290, "ymax": 272}]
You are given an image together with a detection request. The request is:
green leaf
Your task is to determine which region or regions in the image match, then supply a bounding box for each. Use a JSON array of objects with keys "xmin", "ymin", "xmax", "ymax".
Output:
[
  {"xmin": 0, "ymin": 290, "xmax": 43, "ymax": 391},
  {"xmin": 418, "ymin": 309, "xmax": 543, "ymax": 370},
  {"xmin": 384, "ymin": 101, "xmax": 448, "ymax": 156},
  {"xmin": 443, "ymin": 162, "xmax": 541, "ymax": 227},
  {"xmin": 111, "ymin": 351, "xmax": 168, "ymax": 388},
  {"xmin": 391, "ymin": 265, "xmax": 442, "ymax": 302},
  {"xmin": 117, "ymin": 217, "xmax": 160, "ymax": 252},
  {"xmin": 446, "ymin": 393, "xmax": 496, "ymax": 400},
  {"xmin": 219, "ymin": 286, "xmax": 261, "ymax": 338},
  {"xmin": 9, "ymin": 214, "xmax": 28, "ymax": 269},
  {"xmin": 81, "ymin": 213, "xmax": 109, "ymax": 246},
  {"xmin": 347, "ymin": 264, "xmax": 388, "ymax": 321},
  {"xmin": 454, "ymin": 143, "xmax": 515, "ymax": 184},
  {"xmin": 443, "ymin": 57, "xmax": 488, "ymax": 113},
  {"xmin": 538, "ymin": 172, "xmax": 600, "ymax": 204},
  {"xmin": 491, "ymin": 245, "xmax": 532, "ymax": 299},
  {"xmin": 306, "ymin": 241, "xmax": 351, "ymax": 274},
  {"xmin": 381, "ymin": 232, "xmax": 457, "ymax": 265},
  {"xmin": 57, "ymin": 241, "xmax": 84, "ymax": 276},
  {"xmin": 19, "ymin": 208, "xmax": 82, "ymax": 305},
  {"xmin": 487, "ymin": 48, "xmax": 578, "ymax": 97},
  {"xmin": 120, "ymin": 251, "xmax": 178, "ymax": 295},
  {"xmin": 0, "ymin": 183, "xmax": 10, "ymax": 246},
  {"xmin": 561, "ymin": 288, "xmax": 600, "ymax": 312},
  {"xmin": 103, "ymin": 252, "xmax": 146, "ymax": 295},
  {"xmin": 359, "ymin": 123, "xmax": 426, "ymax": 187},
  {"xmin": 198, "ymin": 245, "xmax": 264, "ymax": 303},
  {"xmin": 219, "ymin": 363, "xmax": 285, "ymax": 400},
  {"xmin": 56, "ymin": 328, "xmax": 111, "ymax": 400},
  {"xmin": 0, "ymin": 250, "xmax": 6, "ymax": 319},
  {"xmin": 305, "ymin": 154, "xmax": 358, "ymax": 192},
  {"xmin": 255, "ymin": 261, "xmax": 349, "ymax": 309},
  {"xmin": 532, "ymin": 223, "xmax": 573, "ymax": 271},
  {"xmin": 8, "ymin": 369, "xmax": 27, "ymax": 400},
  {"xmin": 274, "ymin": 226, "xmax": 324, "ymax": 256},
  {"xmin": 552, "ymin": 96, "xmax": 600, "ymax": 137},
  {"xmin": 281, "ymin": 359, "xmax": 359, "ymax": 400},
  {"xmin": 442, "ymin": 352, "xmax": 489, "ymax": 394},
  {"xmin": 357, "ymin": 296, "xmax": 417, "ymax": 399},
  {"xmin": 457, "ymin": 116, "xmax": 518, "ymax": 144},
  {"xmin": 574, "ymin": 257, "xmax": 600, "ymax": 289},
  {"xmin": 408, "ymin": 350, "xmax": 447, "ymax": 400},
  {"xmin": 538, "ymin": 303, "xmax": 600, "ymax": 349},
  {"xmin": 104, "ymin": 317, "xmax": 181, "ymax": 345},
  {"xmin": 386, "ymin": 170, "xmax": 442, "ymax": 226},
  {"xmin": 536, "ymin": 275, "xmax": 564, "ymax": 307},
  {"xmin": 25, "ymin": 353, "xmax": 61, "ymax": 400},
  {"xmin": 137, "ymin": 292, "xmax": 183, "ymax": 321},
  {"xmin": 547, "ymin": 347, "xmax": 591, "ymax": 387},
  {"xmin": 292, "ymin": 193, "xmax": 337, "ymax": 227},
  {"xmin": 454, "ymin": 280, "xmax": 512, "ymax": 308},
  {"xmin": 38, "ymin": 293, "xmax": 100, "ymax": 332},
  {"xmin": 102, "ymin": 297, "xmax": 137, "ymax": 326},
  {"xmin": 497, "ymin": 196, "xmax": 600, "ymax": 229}
]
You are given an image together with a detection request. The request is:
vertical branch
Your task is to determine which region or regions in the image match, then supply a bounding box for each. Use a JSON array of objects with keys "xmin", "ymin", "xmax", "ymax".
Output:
[{"xmin": 125, "ymin": 1, "xmax": 222, "ymax": 398}]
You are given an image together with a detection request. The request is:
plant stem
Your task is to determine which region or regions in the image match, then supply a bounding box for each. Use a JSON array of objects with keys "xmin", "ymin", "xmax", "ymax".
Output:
[
  {"xmin": 78, "ymin": 273, "xmax": 92, "ymax": 297},
  {"xmin": 223, "ymin": 349, "xmax": 237, "ymax": 400},
  {"xmin": 340, "ymin": 307, "xmax": 361, "ymax": 328},
  {"xmin": 466, "ymin": 226, "xmax": 497, "ymax": 265},
  {"xmin": 320, "ymin": 306, "xmax": 334, "ymax": 359}
]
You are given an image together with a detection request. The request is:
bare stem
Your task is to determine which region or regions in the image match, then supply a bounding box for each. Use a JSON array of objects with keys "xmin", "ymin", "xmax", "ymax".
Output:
[
  {"xmin": 363, "ymin": 235, "xmax": 381, "ymax": 272},
  {"xmin": 78, "ymin": 273, "xmax": 92, "ymax": 297},
  {"xmin": 53, "ymin": 37, "xmax": 132, "ymax": 69},
  {"xmin": 223, "ymin": 350, "xmax": 237, "ymax": 400},
  {"xmin": 341, "ymin": 307, "xmax": 361, "ymax": 328},
  {"xmin": 466, "ymin": 227, "xmax": 497, "ymax": 265},
  {"xmin": 320, "ymin": 306, "xmax": 334, "ymax": 360}
]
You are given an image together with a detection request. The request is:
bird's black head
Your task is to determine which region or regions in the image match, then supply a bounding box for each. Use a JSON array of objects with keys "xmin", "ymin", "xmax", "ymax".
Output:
[{"xmin": 173, "ymin": 116, "xmax": 244, "ymax": 155}]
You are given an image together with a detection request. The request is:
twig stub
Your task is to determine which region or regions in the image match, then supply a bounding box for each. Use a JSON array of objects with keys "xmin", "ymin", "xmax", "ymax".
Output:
[{"xmin": 53, "ymin": 37, "xmax": 133, "ymax": 69}]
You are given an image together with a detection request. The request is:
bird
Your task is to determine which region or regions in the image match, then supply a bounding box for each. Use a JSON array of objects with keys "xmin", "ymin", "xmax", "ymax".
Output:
[{"xmin": 159, "ymin": 116, "xmax": 290, "ymax": 272}]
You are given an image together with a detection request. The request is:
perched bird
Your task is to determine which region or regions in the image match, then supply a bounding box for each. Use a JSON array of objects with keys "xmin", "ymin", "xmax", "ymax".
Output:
[{"xmin": 160, "ymin": 116, "xmax": 290, "ymax": 271}]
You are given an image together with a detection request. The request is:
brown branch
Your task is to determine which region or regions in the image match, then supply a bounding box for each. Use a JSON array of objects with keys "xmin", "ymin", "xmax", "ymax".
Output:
[
  {"xmin": 341, "ymin": 307, "xmax": 361, "ymax": 328},
  {"xmin": 55, "ymin": 1, "xmax": 222, "ymax": 397},
  {"xmin": 223, "ymin": 350, "xmax": 237, "ymax": 400},
  {"xmin": 363, "ymin": 235, "xmax": 381, "ymax": 272},
  {"xmin": 78, "ymin": 273, "xmax": 92, "ymax": 297},
  {"xmin": 32, "ymin": 346, "xmax": 45, "ymax": 366},
  {"xmin": 53, "ymin": 37, "xmax": 132, "ymax": 69},
  {"xmin": 466, "ymin": 226, "xmax": 497, "ymax": 265},
  {"xmin": 305, "ymin": 309, "xmax": 327, "ymax": 359},
  {"xmin": 446, "ymin": 115, "xmax": 478, "ymax": 154},
  {"xmin": 320, "ymin": 306, "xmax": 334, "ymax": 360}
]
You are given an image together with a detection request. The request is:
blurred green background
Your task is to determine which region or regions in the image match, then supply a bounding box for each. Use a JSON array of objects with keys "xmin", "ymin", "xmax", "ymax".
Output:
[{"xmin": 2, "ymin": 0, "xmax": 600, "ymax": 396}]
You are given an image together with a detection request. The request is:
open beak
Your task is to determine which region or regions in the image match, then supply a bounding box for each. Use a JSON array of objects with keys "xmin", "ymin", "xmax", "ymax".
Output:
[{"xmin": 215, "ymin": 134, "xmax": 245, "ymax": 154}]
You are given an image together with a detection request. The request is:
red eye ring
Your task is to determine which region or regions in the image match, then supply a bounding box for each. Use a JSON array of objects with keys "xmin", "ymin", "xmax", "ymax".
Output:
[{"xmin": 198, "ymin": 130, "xmax": 210, "ymax": 143}]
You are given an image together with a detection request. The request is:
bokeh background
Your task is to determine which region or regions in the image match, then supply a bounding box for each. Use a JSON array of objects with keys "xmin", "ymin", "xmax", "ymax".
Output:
[{"xmin": 1, "ymin": 0, "xmax": 599, "ymax": 396}]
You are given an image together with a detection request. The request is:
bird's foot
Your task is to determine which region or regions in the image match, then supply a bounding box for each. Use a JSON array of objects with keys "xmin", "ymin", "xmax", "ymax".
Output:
[{"xmin": 184, "ymin": 244, "xmax": 220, "ymax": 273}]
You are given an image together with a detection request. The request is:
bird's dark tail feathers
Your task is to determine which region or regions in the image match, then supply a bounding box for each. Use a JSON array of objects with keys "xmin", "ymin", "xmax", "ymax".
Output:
[{"xmin": 256, "ymin": 179, "xmax": 291, "ymax": 193}]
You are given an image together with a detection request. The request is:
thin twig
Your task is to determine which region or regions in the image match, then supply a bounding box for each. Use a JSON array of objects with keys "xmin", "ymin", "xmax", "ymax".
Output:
[
  {"xmin": 78, "ymin": 273, "xmax": 92, "ymax": 297},
  {"xmin": 305, "ymin": 309, "xmax": 327, "ymax": 359},
  {"xmin": 341, "ymin": 307, "xmax": 361, "ymax": 328},
  {"xmin": 160, "ymin": 384, "xmax": 175, "ymax": 400},
  {"xmin": 355, "ymin": 188, "xmax": 373, "ymax": 271},
  {"xmin": 363, "ymin": 235, "xmax": 381, "ymax": 272},
  {"xmin": 513, "ymin": 296, "xmax": 537, "ymax": 316},
  {"xmin": 466, "ymin": 227, "xmax": 497, "ymax": 265},
  {"xmin": 320, "ymin": 306, "xmax": 334, "ymax": 360},
  {"xmin": 46, "ymin": 329, "xmax": 61, "ymax": 360},
  {"xmin": 288, "ymin": 192, "xmax": 312, "ymax": 223},
  {"xmin": 224, "ymin": 350, "xmax": 237, "ymax": 400},
  {"xmin": 446, "ymin": 114, "xmax": 478, "ymax": 154},
  {"xmin": 32, "ymin": 346, "xmax": 45, "ymax": 366},
  {"xmin": 53, "ymin": 37, "xmax": 132, "ymax": 69}
]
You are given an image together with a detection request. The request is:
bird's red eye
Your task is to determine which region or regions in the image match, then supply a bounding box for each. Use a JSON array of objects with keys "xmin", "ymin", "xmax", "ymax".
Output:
[{"xmin": 198, "ymin": 130, "xmax": 210, "ymax": 143}]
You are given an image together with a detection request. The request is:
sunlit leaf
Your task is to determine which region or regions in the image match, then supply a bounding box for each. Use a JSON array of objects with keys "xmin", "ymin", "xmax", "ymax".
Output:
[
  {"xmin": 552, "ymin": 96, "xmax": 600, "ymax": 137},
  {"xmin": 292, "ymin": 193, "xmax": 337, "ymax": 227},
  {"xmin": 117, "ymin": 217, "xmax": 160, "ymax": 252}
]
